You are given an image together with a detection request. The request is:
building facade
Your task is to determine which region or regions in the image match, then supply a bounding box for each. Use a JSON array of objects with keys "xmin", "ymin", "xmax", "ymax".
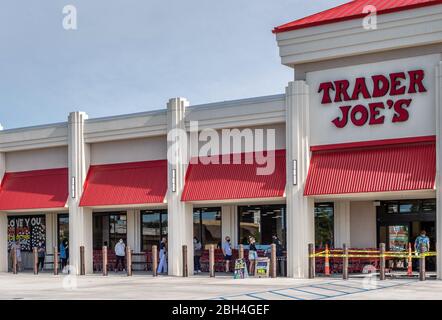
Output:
[{"xmin": 1, "ymin": 0, "xmax": 442, "ymax": 279}]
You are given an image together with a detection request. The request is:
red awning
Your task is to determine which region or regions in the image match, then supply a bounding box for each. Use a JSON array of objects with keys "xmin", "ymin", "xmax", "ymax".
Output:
[
  {"xmin": 304, "ymin": 137, "xmax": 436, "ymax": 196},
  {"xmin": 182, "ymin": 150, "xmax": 286, "ymax": 202},
  {"xmin": 79, "ymin": 160, "xmax": 167, "ymax": 207},
  {"xmin": 0, "ymin": 168, "xmax": 68, "ymax": 210},
  {"xmin": 273, "ymin": 0, "xmax": 442, "ymax": 33}
]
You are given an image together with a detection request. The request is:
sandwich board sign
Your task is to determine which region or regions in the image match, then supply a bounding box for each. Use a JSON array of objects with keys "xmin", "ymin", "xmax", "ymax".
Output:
[
  {"xmin": 233, "ymin": 258, "xmax": 249, "ymax": 279},
  {"xmin": 255, "ymin": 258, "xmax": 270, "ymax": 278}
]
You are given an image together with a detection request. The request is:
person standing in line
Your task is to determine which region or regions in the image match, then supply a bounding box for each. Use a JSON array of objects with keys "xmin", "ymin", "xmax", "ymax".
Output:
[
  {"xmin": 272, "ymin": 235, "xmax": 284, "ymax": 276},
  {"xmin": 193, "ymin": 237, "xmax": 202, "ymax": 274},
  {"xmin": 37, "ymin": 242, "xmax": 46, "ymax": 271},
  {"xmin": 10, "ymin": 241, "xmax": 22, "ymax": 272},
  {"xmin": 414, "ymin": 230, "xmax": 430, "ymax": 270},
  {"xmin": 60, "ymin": 239, "xmax": 68, "ymax": 270},
  {"xmin": 222, "ymin": 236, "xmax": 233, "ymax": 273},
  {"xmin": 114, "ymin": 239, "xmax": 126, "ymax": 272},
  {"xmin": 248, "ymin": 236, "xmax": 258, "ymax": 276},
  {"xmin": 157, "ymin": 237, "xmax": 168, "ymax": 274}
]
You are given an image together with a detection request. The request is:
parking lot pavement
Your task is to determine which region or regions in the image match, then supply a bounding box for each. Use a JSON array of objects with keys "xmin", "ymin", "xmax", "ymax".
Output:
[{"xmin": 0, "ymin": 272, "xmax": 438, "ymax": 300}]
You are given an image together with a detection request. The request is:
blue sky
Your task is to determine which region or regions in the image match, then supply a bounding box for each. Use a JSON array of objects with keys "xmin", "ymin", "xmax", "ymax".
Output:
[{"xmin": 0, "ymin": 0, "xmax": 347, "ymax": 129}]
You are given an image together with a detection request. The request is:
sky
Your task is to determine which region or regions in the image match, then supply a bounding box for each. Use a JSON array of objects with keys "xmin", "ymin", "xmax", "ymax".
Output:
[{"xmin": 0, "ymin": 0, "xmax": 347, "ymax": 129}]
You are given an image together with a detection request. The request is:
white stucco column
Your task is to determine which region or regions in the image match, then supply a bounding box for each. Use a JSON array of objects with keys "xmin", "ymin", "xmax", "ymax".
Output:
[
  {"xmin": 285, "ymin": 81, "xmax": 315, "ymax": 278},
  {"xmin": 436, "ymin": 61, "xmax": 442, "ymax": 280},
  {"xmin": 0, "ymin": 153, "xmax": 6, "ymax": 272},
  {"xmin": 68, "ymin": 111, "xmax": 93, "ymax": 275},
  {"xmin": 334, "ymin": 201, "xmax": 351, "ymax": 248},
  {"xmin": 167, "ymin": 98, "xmax": 194, "ymax": 276},
  {"xmin": 45, "ymin": 213, "xmax": 57, "ymax": 259},
  {"xmin": 221, "ymin": 205, "xmax": 236, "ymax": 246},
  {"xmin": 126, "ymin": 209, "xmax": 136, "ymax": 250}
]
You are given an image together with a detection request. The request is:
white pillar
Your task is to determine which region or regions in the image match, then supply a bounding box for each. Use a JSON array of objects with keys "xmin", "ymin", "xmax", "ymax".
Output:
[
  {"xmin": 0, "ymin": 153, "xmax": 6, "ymax": 272},
  {"xmin": 285, "ymin": 81, "xmax": 315, "ymax": 278},
  {"xmin": 334, "ymin": 201, "xmax": 351, "ymax": 248},
  {"xmin": 68, "ymin": 111, "xmax": 93, "ymax": 274},
  {"xmin": 167, "ymin": 98, "xmax": 194, "ymax": 276},
  {"xmin": 436, "ymin": 61, "xmax": 442, "ymax": 280},
  {"xmin": 127, "ymin": 209, "xmax": 136, "ymax": 250},
  {"xmin": 221, "ymin": 205, "xmax": 236, "ymax": 246},
  {"xmin": 45, "ymin": 213, "xmax": 57, "ymax": 258}
]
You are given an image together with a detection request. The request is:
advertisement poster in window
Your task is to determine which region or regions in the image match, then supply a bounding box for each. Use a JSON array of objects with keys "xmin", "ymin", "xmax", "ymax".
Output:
[
  {"xmin": 388, "ymin": 225, "xmax": 409, "ymax": 252},
  {"xmin": 8, "ymin": 216, "xmax": 46, "ymax": 251}
]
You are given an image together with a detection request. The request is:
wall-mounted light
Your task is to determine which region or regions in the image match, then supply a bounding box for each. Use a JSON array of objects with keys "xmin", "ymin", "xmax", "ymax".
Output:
[
  {"xmin": 71, "ymin": 176, "xmax": 76, "ymax": 199},
  {"xmin": 293, "ymin": 160, "xmax": 297, "ymax": 186},
  {"xmin": 172, "ymin": 169, "xmax": 177, "ymax": 192}
]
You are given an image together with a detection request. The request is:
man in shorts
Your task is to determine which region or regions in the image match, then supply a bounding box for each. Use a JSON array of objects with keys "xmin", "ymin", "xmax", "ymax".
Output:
[{"xmin": 222, "ymin": 236, "xmax": 233, "ymax": 272}]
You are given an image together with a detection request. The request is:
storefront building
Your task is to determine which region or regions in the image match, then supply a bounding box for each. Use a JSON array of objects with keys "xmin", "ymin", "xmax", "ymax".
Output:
[{"xmin": 0, "ymin": 0, "xmax": 442, "ymax": 278}]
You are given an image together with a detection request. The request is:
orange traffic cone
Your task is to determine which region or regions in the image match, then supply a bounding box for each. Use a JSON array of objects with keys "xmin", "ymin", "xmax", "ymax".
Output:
[
  {"xmin": 407, "ymin": 242, "xmax": 413, "ymax": 277},
  {"xmin": 324, "ymin": 244, "xmax": 330, "ymax": 276}
]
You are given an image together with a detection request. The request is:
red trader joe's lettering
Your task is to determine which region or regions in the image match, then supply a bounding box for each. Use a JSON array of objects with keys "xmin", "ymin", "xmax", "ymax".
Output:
[{"xmin": 318, "ymin": 70, "xmax": 427, "ymax": 128}]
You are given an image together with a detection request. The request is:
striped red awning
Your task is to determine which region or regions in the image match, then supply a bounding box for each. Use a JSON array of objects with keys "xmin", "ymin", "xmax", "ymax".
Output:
[
  {"xmin": 80, "ymin": 160, "xmax": 167, "ymax": 207},
  {"xmin": 0, "ymin": 168, "xmax": 68, "ymax": 210},
  {"xmin": 273, "ymin": 0, "xmax": 442, "ymax": 33},
  {"xmin": 304, "ymin": 137, "xmax": 436, "ymax": 196},
  {"xmin": 182, "ymin": 150, "xmax": 286, "ymax": 202}
]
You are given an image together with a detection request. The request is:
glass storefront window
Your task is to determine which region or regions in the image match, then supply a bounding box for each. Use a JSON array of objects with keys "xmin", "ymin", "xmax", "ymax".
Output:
[
  {"xmin": 315, "ymin": 203, "xmax": 334, "ymax": 248},
  {"xmin": 399, "ymin": 201, "xmax": 420, "ymax": 214},
  {"xmin": 141, "ymin": 210, "xmax": 167, "ymax": 251},
  {"xmin": 8, "ymin": 215, "xmax": 46, "ymax": 251},
  {"xmin": 193, "ymin": 208, "xmax": 221, "ymax": 247},
  {"xmin": 422, "ymin": 199, "xmax": 436, "ymax": 213},
  {"xmin": 93, "ymin": 212, "xmax": 127, "ymax": 250},
  {"xmin": 57, "ymin": 214, "xmax": 69, "ymax": 246},
  {"xmin": 238, "ymin": 205, "xmax": 286, "ymax": 247}
]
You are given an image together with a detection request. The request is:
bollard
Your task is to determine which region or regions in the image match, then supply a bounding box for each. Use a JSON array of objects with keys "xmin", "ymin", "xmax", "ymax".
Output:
[
  {"xmin": 102, "ymin": 246, "xmax": 108, "ymax": 276},
  {"xmin": 126, "ymin": 246, "xmax": 132, "ymax": 277},
  {"xmin": 324, "ymin": 244, "xmax": 330, "ymax": 276},
  {"xmin": 152, "ymin": 245, "xmax": 158, "ymax": 277},
  {"xmin": 182, "ymin": 245, "xmax": 188, "ymax": 277},
  {"xmin": 12, "ymin": 248, "xmax": 17, "ymax": 275},
  {"xmin": 379, "ymin": 243, "xmax": 386, "ymax": 281},
  {"xmin": 419, "ymin": 243, "xmax": 426, "ymax": 281},
  {"xmin": 342, "ymin": 244, "xmax": 349, "ymax": 280},
  {"xmin": 80, "ymin": 246, "xmax": 85, "ymax": 275},
  {"xmin": 308, "ymin": 243, "xmax": 315, "ymax": 279},
  {"xmin": 271, "ymin": 244, "xmax": 277, "ymax": 278},
  {"xmin": 209, "ymin": 245, "xmax": 215, "ymax": 277},
  {"xmin": 239, "ymin": 245, "xmax": 244, "ymax": 260},
  {"xmin": 53, "ymin": 247, "xmax": 59, "ymax": 275},
  {"xmin": 33, "ymin": 247, "xmax": 38, "ymax": 275}
]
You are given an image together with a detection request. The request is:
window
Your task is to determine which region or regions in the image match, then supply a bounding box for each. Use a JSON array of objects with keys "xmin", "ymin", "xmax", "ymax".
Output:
[
  {"xmin": 238, "ymin": 205, "xmax": 286, "ymax": 248},
  {"xmin": 141, "ymin": 210, "xmax": 167, "ymax": 251},
  {"xmin": 193, "ymin": 208, "xmax": 221, "ymax": 247},
  {"xmin": 57, "ymin": 214, "xmax": 69, "ymax": 246},
  {"xmin": 384, "ymin": 201, "xmax": 420, "ymax": 214},
  {"xmin": 93, "ymin": 212, "xmax": 127, "ymax": 250},
  {"xmin": 8, "ymin": 215, "xmax": 46, "ymax": 251},
  {"xmin": 422, "ymin": 199, "xmax": 436, "ymax": 213},
  {"xmin": 315, "ymin": 203, "xmax": 334, "ymax": 248}
]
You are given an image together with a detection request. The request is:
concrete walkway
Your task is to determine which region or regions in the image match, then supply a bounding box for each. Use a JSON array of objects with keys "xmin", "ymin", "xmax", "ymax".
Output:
[{"xmin": 0, "ymin": 272, "xmax": 439, "ymax": 300}]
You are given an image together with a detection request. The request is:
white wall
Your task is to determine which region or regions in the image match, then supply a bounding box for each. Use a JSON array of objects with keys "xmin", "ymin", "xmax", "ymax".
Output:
[
  {"xmin": 90, "ymin": 136, "xmax": 167, "ymax": 165},
  {"xmin": 350, "ymin": 201, "xmax": 377, "ymax": 248},
  {"xmin": 5, "ymin": 146, "xmax": 68, "ymax": 172},
  {"xmin": 194, "ymin": 123, "xmax": 286, "ymax": 157}
]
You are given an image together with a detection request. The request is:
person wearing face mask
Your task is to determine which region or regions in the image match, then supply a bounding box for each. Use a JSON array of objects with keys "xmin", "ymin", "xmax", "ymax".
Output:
[
  {"xmin": 157, "ymin": 237, "xmax": 168, "ymax": 274},
  {"xmin": 222, "ymin": 236, "xmax": 233, "ymax": 273},
  {"xmin": 193, "ymin": 237, "xmax": 202, "ymax": 274},
  {"xmin": 114, "ymin": 239, "xmax": 126, "ymax": 272}
]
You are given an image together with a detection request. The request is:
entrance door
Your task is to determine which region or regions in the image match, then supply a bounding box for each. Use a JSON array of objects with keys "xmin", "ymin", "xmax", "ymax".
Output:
[{"xmin": 93, "ymin": 212, "xmax": 127, "ymax": 250}]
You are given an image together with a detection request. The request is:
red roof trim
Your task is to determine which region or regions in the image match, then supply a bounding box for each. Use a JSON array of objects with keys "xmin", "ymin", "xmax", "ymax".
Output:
[
  {"xmin": 182, "ymin": 150, "xmax": 286, "ymax": 202},
  {"xmin": 273, "ymin": 0, "xmax": 442, "ymax": 34},
  {"xmin": 310, "ymin": 136, "xmax": 436, "ymax": 152},
  {"xmin": 304, "ymin": 141, "xmax": 436, "ymax": 196},
  {"xmin": 79, "ymin": 160, "xmax": 168, "ymax": 207},
  {"xmin": 0, "ymin": 168, "xmax": 68, "ymax": 210}
]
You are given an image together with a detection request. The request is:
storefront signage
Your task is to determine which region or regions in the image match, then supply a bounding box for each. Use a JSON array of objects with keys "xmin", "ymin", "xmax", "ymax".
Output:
[
  {"xmin": 307, "ymin": 55, "xmax": 437, "ymax": 146},
  {"xmin": 233, "ymin": 258, "xmax": 249, "ymax": 279},
  {"xmin": 318, "ymin": 70, "xmax": 427, "ymax": 128},
  {"xmin": 255, "ymin": 258, "xmax": 270, "ymax": 278}
]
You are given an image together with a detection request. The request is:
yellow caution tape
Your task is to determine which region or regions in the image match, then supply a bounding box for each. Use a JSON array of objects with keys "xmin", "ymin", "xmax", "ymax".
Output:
[{"xmin": 311, "ymin": 252, "xmax": 436, "ymax": 259}]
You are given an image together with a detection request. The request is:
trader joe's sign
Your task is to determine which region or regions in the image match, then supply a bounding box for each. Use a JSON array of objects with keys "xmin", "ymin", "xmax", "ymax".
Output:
[
  {"xmin": 318, "ymin": 70, "xmax": 427, "ymax": 128},
  {"xmin": 8, "ymin": 216, "xmax": 46, "ymax": 251}
]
